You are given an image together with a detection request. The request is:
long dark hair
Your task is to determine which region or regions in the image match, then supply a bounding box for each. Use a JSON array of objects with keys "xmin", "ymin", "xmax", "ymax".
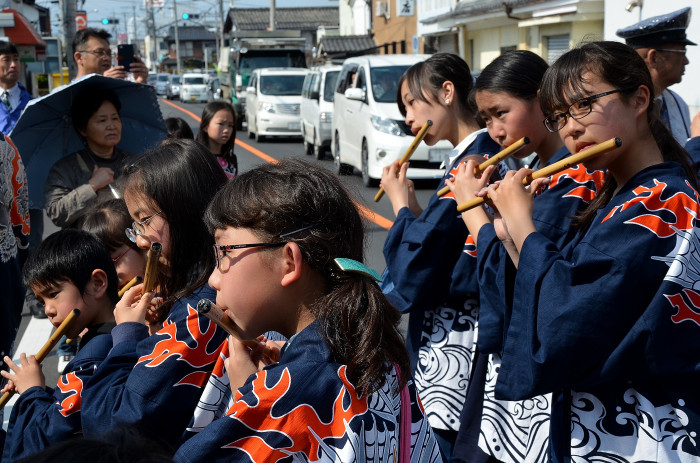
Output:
[
  {"xmin": 397, "ymin": 52, "xmax": 479, "ymax": 122},
  {"xmin": 473, "ymin": 49, "xmax": 548, "ymax": 102},
  {"xmin": 121, "ymin": 139, "xmax": 227, "ymax": 305},
  {"xmin": 204, "ymin": 159, "xmax": 409, "ymax": 395},
  {"xmin": 196, "ymin": 101, "xmax": 237, "ymax": 164},
  {"xmin": 539, "ymin": 41, "xmax": 699, "ymax": 231}
]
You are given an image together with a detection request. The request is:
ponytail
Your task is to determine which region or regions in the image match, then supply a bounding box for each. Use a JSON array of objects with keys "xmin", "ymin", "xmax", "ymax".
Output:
[{"xmin": 316, "ymin": 275, "xmax": 409, "ymax": 394}]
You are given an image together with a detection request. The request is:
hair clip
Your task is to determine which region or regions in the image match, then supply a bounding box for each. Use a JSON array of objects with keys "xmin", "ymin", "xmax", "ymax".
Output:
[{"xmin": 333, "ymin": 258, "xmax": 382, "ymax": 282}]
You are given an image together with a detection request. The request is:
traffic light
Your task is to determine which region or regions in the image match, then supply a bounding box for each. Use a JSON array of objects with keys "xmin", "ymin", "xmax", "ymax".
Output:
[
  {"xmin": 101, "ymin": 18, "xmax": 119, "ymax": 24},
  {"xmin": 182, "ymin": 13, "xmax": 199, "ymax": 19}
]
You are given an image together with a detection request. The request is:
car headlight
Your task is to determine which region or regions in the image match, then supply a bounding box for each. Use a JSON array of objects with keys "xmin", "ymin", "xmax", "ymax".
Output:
[
  {"xmin": 320, "ymin": 112, "xmax": 332, "ymax": 122},
  {"xmin": 370, "ymin": 115, "xmax": 404, "ymax": 136},
  {"xmin": 259, "ymin": 102, "xmax": 275, "ymax": 113}
]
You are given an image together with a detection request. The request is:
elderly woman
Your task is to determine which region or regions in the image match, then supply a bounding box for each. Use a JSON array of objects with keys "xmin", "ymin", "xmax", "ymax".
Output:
[{"xmin": 45, "ymin": 87, "xmax": 135, "ymax": 228}]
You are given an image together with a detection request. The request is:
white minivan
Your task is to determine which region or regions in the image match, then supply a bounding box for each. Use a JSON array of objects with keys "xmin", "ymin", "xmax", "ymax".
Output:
[
  {"xmin": 332, "ymin": 55, "xmax": 453, "ymax": 186},
  {"xmin": 179, "ymin": 73, "xmax": 208, "ymax": 103},
  {"xmin": 300, "ymin": 65, "xmax": 341, "ymax": 160},
  {"xmin": 246, "ymin": 67, "xmax": 308, "ymax": 142}
]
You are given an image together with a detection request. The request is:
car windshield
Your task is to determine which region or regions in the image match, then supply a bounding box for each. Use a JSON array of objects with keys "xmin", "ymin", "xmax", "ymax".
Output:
[
  {"xmin": 184, "ymin": 76, "xmax": 205, "ymax": 85},
  {"xmin": 148, "ymin": 75, "xmax": 157, "ymax": 83},
  {"xmin": 172, "ymin": 76, "xmax": 180, "ymax": 84},
  {"xmin": 370, "ymin": 66, "xmax": 409, "ymax": 103},
  {"xmin": 260, "ymin": 75, "xmax": 305, "ymax": 96},
  {"xmin": 323, "ymin": 71, "xmax": 340, "ymax": 102},
  {"xmin": 158, "ymin": 75, "xmax": 169, "ymax": 81}
]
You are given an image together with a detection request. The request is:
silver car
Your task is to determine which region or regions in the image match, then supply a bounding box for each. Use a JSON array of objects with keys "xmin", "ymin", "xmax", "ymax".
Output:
[
  {"xmin": 155, "ymin": 73, "xmax": 170, "ymax": 95},
  {"xmin": 166, "ymin": 75, "xmax": 181, "ymax": 100}
]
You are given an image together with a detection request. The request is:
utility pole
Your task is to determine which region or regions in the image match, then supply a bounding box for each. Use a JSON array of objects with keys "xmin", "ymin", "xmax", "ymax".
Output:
[
  {"xmin": 132, "ymin": 4, "xmax": 139, "ymax": 48},
  {"xmin": 60, "ymin": 0, "xmax": 77, "ymax": 80},
  {"xmin": 173, "ymin": 0, "xmax": 181, "ymax": 74},
  {"xmin": 218, "ymin": 0, "xmax": 224, "ymax": 62},
  {"xmin": 269, "ymin": 0, "xmax": 274, "ymax": 31}
]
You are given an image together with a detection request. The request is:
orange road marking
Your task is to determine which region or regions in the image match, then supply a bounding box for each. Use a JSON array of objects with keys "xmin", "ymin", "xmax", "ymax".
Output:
[{"xmin": 160, "ymin": 98, "xmax": 393, "ymax": 230}]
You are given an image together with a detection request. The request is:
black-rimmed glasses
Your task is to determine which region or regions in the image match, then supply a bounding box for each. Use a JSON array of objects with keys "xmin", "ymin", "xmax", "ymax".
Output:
[
  {"xmin": 213, "ymin": 225, "xmax": 314, "ymax": 271},
  {"xmin": 543, "ymin": 88, "xmax": 634, "ymax": 133},
  {"xmin": 125, "ymin": 211, "xmax": 163, "ymax": 243}
]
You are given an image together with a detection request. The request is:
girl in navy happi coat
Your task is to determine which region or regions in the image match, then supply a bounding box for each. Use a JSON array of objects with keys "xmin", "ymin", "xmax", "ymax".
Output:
[
  {"xmin": 448, "ymin": 51, "xmax": 604, "ymax": 463},
  {"xmin": 81, "ymin": 140, "xmax": 230, "ymax": 447},
  {"xmin": 378, "ymin": 53, "xmax": 499, "ymax": 459},
  {"xmin": 451, "ymin": 41, "xmax": 700, "ymax": 462},
  {"xmin": 174, "ymin": 159, "xmax": 441, "ymax": 462}
]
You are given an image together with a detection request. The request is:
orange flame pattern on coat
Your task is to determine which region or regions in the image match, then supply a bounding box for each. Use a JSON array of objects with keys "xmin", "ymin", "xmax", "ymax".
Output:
[
  {"xmin": 56, "ymin": 372, "xmax": 83, "ymax": 417},
  {"xmin": 137, "ymin": 304, "xmax": 221, "ymax": 387},
  {"xmin": 548, "ymin": 164, "xmax": 605, "ymax": 203},
  {"xmin": 223, "ymin": 365, "xmax": 369, "ymax": 461},
  {"xmin": 601, "ymin": 180, "xmax": 699, "ymax": 237}
]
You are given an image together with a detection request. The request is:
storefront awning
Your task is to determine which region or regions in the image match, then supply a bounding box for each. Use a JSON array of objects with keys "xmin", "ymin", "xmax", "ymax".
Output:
[{"xmin": 2, "ymin": 9, "xmax": 46, "ymax": 47}]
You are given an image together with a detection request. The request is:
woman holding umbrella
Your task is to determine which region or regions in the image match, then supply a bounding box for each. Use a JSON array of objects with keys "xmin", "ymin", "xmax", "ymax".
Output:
[{"xmin": 45, "ymin": 87, "xmax": 135, "ymax": 229}]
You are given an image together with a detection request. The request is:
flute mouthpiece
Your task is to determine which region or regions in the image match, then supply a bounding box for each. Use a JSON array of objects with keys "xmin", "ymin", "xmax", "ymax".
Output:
[{"xmin": 196, "ymin": 299, "xmax": 213, "ymax": 314}]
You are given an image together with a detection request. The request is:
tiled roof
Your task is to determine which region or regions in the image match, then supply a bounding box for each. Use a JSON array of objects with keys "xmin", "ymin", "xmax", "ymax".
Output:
[
  {"xmin": 164, "ymin": 25, "xmax": 217, "ymax": 42},
  {"xmin": 225, "ymin": 7, "xmax": 338, "ymax": 33},
  {"xmin": 318, "ymin": 35, "xmax": 377, "ymax": 54}
]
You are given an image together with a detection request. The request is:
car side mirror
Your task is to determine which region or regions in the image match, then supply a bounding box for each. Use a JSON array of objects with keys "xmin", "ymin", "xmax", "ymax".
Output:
[
  {"xmin": 345, "ymin": 87, "xmax": 365, "ymax": 102},
  {"xmin": 246, "ymin": 86, "xmax": 256, "ymax": 95}
]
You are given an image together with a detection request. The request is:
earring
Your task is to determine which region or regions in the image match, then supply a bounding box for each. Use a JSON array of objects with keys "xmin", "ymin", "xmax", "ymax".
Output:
[{"xmin": 444, "ymin": 98, "xmax": 450, "ymax": 105}]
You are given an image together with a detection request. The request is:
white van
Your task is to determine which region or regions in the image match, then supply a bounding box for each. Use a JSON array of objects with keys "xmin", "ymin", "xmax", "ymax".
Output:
[
  {"xmin": 332, "ymin": 55, "xmax": 453, "ymax": 186},
  {"xmin": 245, "ymin": 67, "xmax": 308, "ymax": 142},
  {"xmin": 300, "ymin": 65, "xmax": 341, "ymax": 160},
  {"xmin": 179, "ymin": 73, "xmax": 208, "ymax": 103}
]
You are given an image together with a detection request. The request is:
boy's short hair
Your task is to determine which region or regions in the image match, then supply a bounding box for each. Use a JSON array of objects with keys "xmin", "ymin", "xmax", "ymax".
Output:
[
  {"xmin": 0, "ymin": 42, "xmax": 18, "ymax": 57},
  {"xmin": 23, "ymin": 229, "xmax": 119, "ymax": 304}
]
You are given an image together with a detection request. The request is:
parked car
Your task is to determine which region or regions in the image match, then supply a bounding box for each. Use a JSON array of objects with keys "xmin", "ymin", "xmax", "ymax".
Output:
[
  {"xmin": 155, "ymin": 73, "xmax": 170, "ymax": 95},
  {"xmin": 179, "ymin": 73, "xmax": 208, "ymax": 103},
  {"xmin": 332, "ymin": 54, "xmax": 453, "ymax": 187},
  {"xmin": 245, "ymin": 67, "xmax": 308, "ymax": 142},
  {"xmin": 166, "ymin": 74, "xmax": 181, "ymax": 100},
  {"xmin": 147, "ymin": 73, "xmax": 157, "ymax": 87},
  {"xmin": 300, "ymin": 65, "xmax": 341, "ymax": 160},
  {"xmin": 208, "ymin": 77, "xmax": 222, "ymax": 102}
]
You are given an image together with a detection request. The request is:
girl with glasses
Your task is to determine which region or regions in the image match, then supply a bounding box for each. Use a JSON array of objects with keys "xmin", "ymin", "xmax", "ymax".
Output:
[
  {"xmin": 80, "ymin": 139, "xmax": 231, "ymax": 447},
  {"xmin": 378, "ymin": 52, "xmax": 500, "ymax": 460},
  {"xmin": 174, "ymin": 158, "xmax": 441, "ymax": 462},
  {"xmin": 453, "ymin": 41, "xmax": 700, "ymax": 462}
]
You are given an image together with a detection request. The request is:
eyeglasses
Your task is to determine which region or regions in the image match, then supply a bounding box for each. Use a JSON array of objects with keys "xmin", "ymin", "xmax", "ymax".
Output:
[
  {"xmin": 111, "ymin": 247, "xmax": 132, "ymax": 263},
  {"xmin": 213, "ymin": 225, "xmax": 314, "ymax": 271},
  {"xmin": 543, "ymin": 88, "xmax": 633, "ymax": 133},
  {"xmin": 654, "ymin": 48, "xmax": 687, "ymax": 55},
  {"xmin": 80, "ymin": 49, "xmax": 112, "ymax": 58},
  {"xmin": 125, "ymin": 211, "xmax": 163, "ymax": 243}
]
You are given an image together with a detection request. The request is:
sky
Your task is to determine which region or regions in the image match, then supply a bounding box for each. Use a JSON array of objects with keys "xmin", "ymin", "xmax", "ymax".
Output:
[{"xmin": 39, "ymin": 0, "xmax": 339, "ymax": 35}]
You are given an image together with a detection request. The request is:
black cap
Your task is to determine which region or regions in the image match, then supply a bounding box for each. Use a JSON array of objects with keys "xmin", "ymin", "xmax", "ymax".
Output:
[{"xmin": 616, "ymin": 7, "xmax": 697, "ymax": 48}]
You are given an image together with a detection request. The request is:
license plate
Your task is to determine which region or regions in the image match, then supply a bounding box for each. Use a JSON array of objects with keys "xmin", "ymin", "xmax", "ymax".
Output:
[
  {"xmin": 190, "ymin": 96, "xmax": 196, "ymax": 101},
  {"xmin": 288, "ymin": 122, "xmax": 300, "ymax": 130},
  {"xmin": 429, "ymin": 148, "xmax": 451, "ymax": 163}
]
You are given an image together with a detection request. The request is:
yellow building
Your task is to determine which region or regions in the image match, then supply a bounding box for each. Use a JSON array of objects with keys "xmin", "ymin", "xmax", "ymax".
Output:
[{"xmin": 419, "ymin": 0, "xmax": 604, "ymax": 70}]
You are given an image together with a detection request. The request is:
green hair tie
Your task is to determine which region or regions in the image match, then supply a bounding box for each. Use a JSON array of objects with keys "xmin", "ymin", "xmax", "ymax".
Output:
[{"xmin": 333, "ymin": 258, "xmax": 382, "ymax": 282}]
